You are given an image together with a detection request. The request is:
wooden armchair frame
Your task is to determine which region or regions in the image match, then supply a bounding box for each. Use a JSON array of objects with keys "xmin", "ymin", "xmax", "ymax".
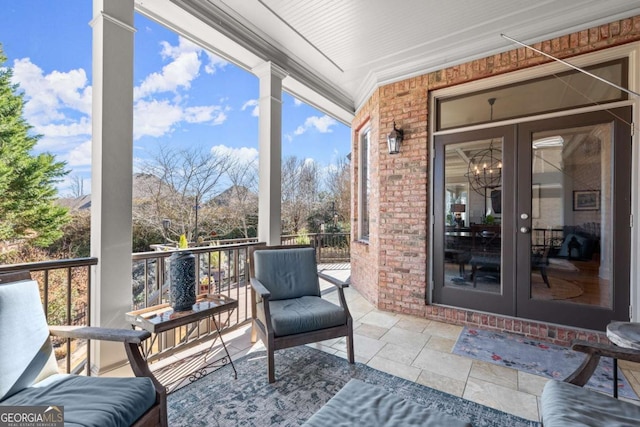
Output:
[
  {"xmin": 565, "ymin": 339, "xmax": 640, "ymax": 387},
  {"xmin": 248, "ymin": 245, "xmax": 354, "ymax": 383},
  {"xmin": 49, "ymin": 325, "xmax": 167, "ymax": 426},
  {"xmin": 539, "ymin": 339, "xmax": 640, "ymax": 425}
]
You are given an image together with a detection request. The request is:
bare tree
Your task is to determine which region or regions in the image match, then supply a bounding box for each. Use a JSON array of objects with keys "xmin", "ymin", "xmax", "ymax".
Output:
[
  {"xmin": 135, "ymin": 146, "xmax": 234, "ymax": 243},
  {"xmin": 324, "ymin": 155, "xmax": 351, "ymax": 230},
  {"xmin": 281, "ymin": 156, "xmax": 321, "ymax": 234},
  {"xmin": 214, "ymin": 158, "xmax": 258, "ymax": 238},
  {"xmin": 69, "ymin": 174, "xmax": 85, "ymax": 198}
]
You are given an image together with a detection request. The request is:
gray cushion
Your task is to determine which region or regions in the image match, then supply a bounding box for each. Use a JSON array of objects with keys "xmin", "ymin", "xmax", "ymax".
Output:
[
  {"xmin": 541, "ymin": 380, "xmax": 640, "ymax": 427},
  {"xmin": 0, "ymin": 279, "xmax": 58, "ymax": 401},
  {"xmin": 254, "ymin": 248, "xmax": 320, "ymax": 300},
  {"xmin": 303, "ymin": 379, "xmax": 472, "ymax": 427},
  {"xmin": 260, "ymin": 296, "xmax": 346, "ymax": 337},
  {"xmin": 1, "ymin": 374, "xmax": 157, "ymax": 427}
]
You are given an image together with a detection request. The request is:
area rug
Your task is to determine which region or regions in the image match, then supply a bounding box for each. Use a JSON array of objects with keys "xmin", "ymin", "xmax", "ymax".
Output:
[
  {"xmin": 530, "ymin": 276, "xmax": 583, "ymax": 300},
  {"xmin": 453, "ymin": 327, "xmax": 638, "ymax": 400},
  {"xmin": 167, "ymin": 346, "xmax": 538, "ymax": 427}
]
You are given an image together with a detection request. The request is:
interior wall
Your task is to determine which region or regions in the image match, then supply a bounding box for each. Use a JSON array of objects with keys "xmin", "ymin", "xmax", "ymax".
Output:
[{"xmin": 350, "ymin": 15, "xmax": 640, "ymax": 321}]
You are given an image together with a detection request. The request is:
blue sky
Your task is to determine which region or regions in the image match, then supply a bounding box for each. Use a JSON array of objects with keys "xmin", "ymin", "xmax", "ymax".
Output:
[{"xmin": 0, "ymin": 2, "xmax": 351, "ymax": 196}]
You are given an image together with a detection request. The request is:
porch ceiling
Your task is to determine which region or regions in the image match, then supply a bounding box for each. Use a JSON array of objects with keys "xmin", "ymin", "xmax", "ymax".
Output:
[{"xmin": 137, "ymin": 0, "xmax": 640, "ymax": 123}]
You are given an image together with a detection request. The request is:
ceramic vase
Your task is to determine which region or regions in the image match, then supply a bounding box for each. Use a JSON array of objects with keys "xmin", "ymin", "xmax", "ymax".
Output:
[{"xmin": 169, "ymin": 250, "xmax": 196, "ymax": 311}]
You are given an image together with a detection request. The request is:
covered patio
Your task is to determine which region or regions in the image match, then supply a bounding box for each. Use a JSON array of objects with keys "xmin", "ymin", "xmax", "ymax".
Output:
[
  {"xmin": 4, "ymin": 0, "xmax": 640, "ymax": 425},
  {"xmin": 109, "ymin": 267, "xmax": 640, "ymax": 423},
  {"xmin": 86, "ymin": 0, "xmax": 640, "ymax": 373}
]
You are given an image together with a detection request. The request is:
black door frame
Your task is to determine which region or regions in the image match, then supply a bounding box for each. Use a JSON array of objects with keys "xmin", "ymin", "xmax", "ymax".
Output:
[
  {"xmin": 433, "ymin": 107, "xmax": 632, "ymax": 330},
  {"xmin": 515, "ymin": 107, "xmax": 632, "ymax": 330},
  {"xmin": 433, "ymin": 125, "xmax": 517, "ymax": 316}
]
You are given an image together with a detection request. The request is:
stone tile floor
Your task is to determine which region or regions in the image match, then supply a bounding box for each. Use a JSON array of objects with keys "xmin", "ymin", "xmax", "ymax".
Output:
[
  {"xmin": 115, "ymin": 276, "xmax": 640, "ymax": 423},
  {"xmin": 222, "ymin": 283, "xmax": 640, "ymax": 423}
]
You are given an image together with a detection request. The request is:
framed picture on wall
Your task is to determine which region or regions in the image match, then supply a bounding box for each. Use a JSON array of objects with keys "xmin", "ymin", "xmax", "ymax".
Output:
[{"xmin": 573, "ymin": 190, "xmax": 600, "ymax": 211}]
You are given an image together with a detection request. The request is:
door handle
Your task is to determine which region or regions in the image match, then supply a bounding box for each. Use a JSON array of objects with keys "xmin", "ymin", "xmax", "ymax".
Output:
[{"xmin": 520, "ymin": 227, "xmax": 530, "ymax": 234}]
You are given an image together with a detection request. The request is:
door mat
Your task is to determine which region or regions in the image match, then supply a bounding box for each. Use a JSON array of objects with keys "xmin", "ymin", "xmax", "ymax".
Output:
[{"xmin": 453, "ymin": 326, "xmax": 638, "ymax": 400}]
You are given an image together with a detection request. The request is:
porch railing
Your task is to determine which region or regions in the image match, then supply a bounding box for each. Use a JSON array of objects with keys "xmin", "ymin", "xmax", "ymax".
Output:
[
  {"xmin": 156, "ymin": 232, "xmax": 351, "ymax": 264},
  {"xmin": 0, "ymin": 233, "xmax": 351, "ymax": 369},
  {"xmin": 131, "ymin": 242, "xmax": 257, "ymax": 361},
  {"xmin": 0, "ymin": 257, "xmax": 98, "ymax": 375}
]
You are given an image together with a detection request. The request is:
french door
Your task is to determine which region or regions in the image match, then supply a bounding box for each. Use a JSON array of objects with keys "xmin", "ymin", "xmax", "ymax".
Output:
[{"xmin": 433, "ymin": 108, "xmax": 631, "ymax": 330}]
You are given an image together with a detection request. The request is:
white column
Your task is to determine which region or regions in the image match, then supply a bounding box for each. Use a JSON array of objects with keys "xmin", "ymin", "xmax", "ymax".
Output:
[
  {"xmin": 90, "ymin": 0, "xmax": 135, "ymax": 373},
  {"xmin": 254, "ymin": 62, "xmax": 287, "ymax": 245}
]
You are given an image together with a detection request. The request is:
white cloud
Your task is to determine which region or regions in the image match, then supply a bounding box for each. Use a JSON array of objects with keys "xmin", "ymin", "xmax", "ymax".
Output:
[
  {"xmin": 67, "ymin": 140, "xmax": 92, "ymax": 166},
  {"xmin": 292, "ymin": 115, "xmax": 337, "ymax": 137},
  {"xmin": 134, "ymin": 99, "xmax": 183, "ymax": 139},
  {"xmin": 204, "ymin": 51, "xmax": 228, "ymax": 74},
  {"xmin": 46, "ymin": 69, "xmax": 92, "ymax": 114},
  {"xmin": 212, "ymin": 111, "xmax": 227, "ymax": 125},
  {"xmin": 134, "ymin": 37, "xmax": 229, "ymax": 99},
  {"xmin": 36, "ymin": 117, "xmax": 91, "ymax": 138},
  {"xmin": 11, "ymin": 58, "xmax": 91, "ymax": 129},
  {"xmin": 130, "ymin": 37, "xmax": 231, "ymax": 135},
  {"xmin": 211, "ymin": 144, "xmax": 258, "ymax": 165},
  {"xmin": 241, "ymin": 99, "xmax": 259, "ymax": 117},
  {"xmin": 134, "ymin": 100, "xmax": 227, "ymax": 139},
  {"xmin": 160, "ymin": 36, "xmax": 201, "ymax": 59},
  {"xmin": 293, "ymin": 98, "xmax": 303, "ymax": 106},
  {"xmin": 11, "ymin": 36, "xmax": 232, "ymax": 155},
  {"xmin": 184, "ymin": 105, "xmax": 227, "ymax": 125},
  {"xmin": 134, "ymin": 49, "xmax": 201, "ymax": 100}
]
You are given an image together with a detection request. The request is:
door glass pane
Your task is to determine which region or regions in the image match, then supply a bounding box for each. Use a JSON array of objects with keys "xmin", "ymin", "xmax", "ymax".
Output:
[
  {"xmin": 444, "ymin": 139, "xmax": 503, "ymax": 293},
  {"xmin": 530, "ymin": 124, "xmax": 612, "ymax": 308}
]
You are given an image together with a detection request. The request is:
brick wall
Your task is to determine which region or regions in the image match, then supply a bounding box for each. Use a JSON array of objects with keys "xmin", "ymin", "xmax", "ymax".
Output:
[
  {"xmin": 350, "ymin": 16, "xmax": 640, "ymax": 344},
  {"xmin": 351, "ymin": 91, "xmax": 381, "ymax": 306}
]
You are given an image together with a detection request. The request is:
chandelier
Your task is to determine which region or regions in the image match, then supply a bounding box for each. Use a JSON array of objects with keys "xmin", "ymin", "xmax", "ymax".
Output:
[
  {"xmin": 465, "ymin": 98, "xmax": 502, "ymax": 196},
  {"xmin": 466, "ymin": 142, "xmax": 502, "ymax": 196}
]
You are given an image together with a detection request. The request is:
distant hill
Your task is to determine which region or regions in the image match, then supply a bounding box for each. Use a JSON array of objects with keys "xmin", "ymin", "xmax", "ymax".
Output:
[
  {"xmin": 212, "ymin": 185, "xmax": 252, "ymax": 207},
  {"xmin": 56, "ymin": 194, "xmax": 91, "ymax": 211},
  {"xmin": 56, "ymin": 175, "xmax": 256, "ymax": 212},
  {"xmin": 56, "ymin": 173, "xmax": 176, "ymax": 212}
]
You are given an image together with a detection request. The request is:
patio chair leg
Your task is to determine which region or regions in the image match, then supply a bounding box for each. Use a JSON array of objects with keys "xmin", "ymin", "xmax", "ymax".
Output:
[
  {"xmin": 267, "ymin": 349, "xmax": 275, "ymax": 383},
  {"xmin": 346, "ymin": 333, "xmax": 355, "ymax": 364}
]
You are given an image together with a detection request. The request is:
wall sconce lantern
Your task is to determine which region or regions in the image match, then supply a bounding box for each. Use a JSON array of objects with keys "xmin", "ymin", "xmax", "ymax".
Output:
[{"xmin": 387, "ymin": 121, "xmax": 404, "ymax": 154}]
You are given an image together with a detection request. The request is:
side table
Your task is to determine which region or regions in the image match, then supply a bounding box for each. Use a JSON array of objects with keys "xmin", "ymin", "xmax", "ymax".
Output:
[
  {"xmin": 606, "ymin": 321, "xmax": 640, "ymax": 398},
  {"xmin": 126, "ymin": 294, "xmax": 238, "ymax": 392}
]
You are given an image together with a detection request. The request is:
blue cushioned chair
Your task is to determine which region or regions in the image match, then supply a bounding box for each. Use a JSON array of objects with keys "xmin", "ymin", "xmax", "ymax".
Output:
[
  {"xmin": 249, "ymin": 245, "xmax": 354, "ymax": 383},
  {"xmin": 0, "ymin": 271, "xmax": 167, "ymax": 427}
]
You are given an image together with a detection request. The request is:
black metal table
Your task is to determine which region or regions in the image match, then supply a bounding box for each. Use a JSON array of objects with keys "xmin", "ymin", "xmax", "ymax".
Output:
[{"xmin": 126, "ymin": 294, "xmax": 238, "ymax": 392}]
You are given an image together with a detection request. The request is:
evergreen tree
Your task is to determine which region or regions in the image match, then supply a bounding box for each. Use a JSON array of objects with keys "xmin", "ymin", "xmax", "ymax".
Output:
[{"xmin": 0, "ymin": 46, "xmax": 69, "ymax": 248}]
